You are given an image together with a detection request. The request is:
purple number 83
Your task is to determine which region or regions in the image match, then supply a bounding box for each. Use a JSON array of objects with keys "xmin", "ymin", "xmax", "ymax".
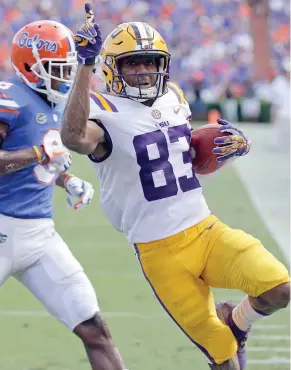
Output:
[{"xmin": 133, "ymin": 124, "xmax": 200, "ymax": 202}]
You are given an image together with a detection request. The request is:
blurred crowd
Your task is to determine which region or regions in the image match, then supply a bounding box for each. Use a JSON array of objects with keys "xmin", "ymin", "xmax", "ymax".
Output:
[{"xmin": 0, "ymin": 0, "xmax": 290, "ymax": 103}]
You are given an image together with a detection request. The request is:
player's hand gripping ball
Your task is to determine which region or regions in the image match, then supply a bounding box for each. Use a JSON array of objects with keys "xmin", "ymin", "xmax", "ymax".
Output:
[
  {"xmin": 75, "ymin": 3, "xmax": 102, "ymax": 65},
  {"xmin": 191, "ymin": 119, "xmax": 251, "ymax": 175}
]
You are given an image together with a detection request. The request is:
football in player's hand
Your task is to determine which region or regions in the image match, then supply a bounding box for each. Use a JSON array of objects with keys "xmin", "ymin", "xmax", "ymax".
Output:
[{"xmin": 190, "ymin": 123, "xmax": 230, "ymax": 175}]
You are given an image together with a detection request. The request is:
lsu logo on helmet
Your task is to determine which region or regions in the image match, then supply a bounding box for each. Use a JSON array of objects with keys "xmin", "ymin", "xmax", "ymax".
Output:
[{"xmin": 100, "ymin": 22, "xmax": 171, "ymax": 102}]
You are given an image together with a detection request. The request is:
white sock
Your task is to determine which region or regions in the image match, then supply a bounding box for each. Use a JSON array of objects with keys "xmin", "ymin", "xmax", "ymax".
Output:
[{"xmin": 232, "ymin": 296, "xmax": 265, "ymax": 331}]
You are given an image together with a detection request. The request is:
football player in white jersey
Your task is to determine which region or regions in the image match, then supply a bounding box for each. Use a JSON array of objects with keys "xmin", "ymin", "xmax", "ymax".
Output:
[{"xmin": 62, "ymin": 4, "xmax": 290, "ymax": 370}]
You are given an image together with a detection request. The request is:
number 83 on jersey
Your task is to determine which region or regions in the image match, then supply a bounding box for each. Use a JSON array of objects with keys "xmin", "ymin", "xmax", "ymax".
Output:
[{"xmin": 133, "ymin": 123, "xmax": 200, "ymax": 202}]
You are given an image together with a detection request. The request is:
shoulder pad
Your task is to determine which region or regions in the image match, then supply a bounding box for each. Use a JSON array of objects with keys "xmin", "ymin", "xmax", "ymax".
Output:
[
  {"xmin": 0, "ymin": 82, "xmax": 23, "ymax": 121},
  {"xmin": 167, "ymin": 82, "xmax": 187, "ymax": 105},
  {"xmin": 0, "ymin": 81, "xmax": 30, "ymax": 110},
  {"xmin": 89, "ymin": 92, "xmax": 119, "ymax": 115},
  {"xmin": 167, "ymin": 82, "xmax": 192, "ymax": 120}
]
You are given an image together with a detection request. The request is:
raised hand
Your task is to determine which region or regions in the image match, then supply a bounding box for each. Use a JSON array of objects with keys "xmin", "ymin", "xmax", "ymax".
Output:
[{"xmin": 75, "ymin": 3, "xmax": 102, "ymax": 65}]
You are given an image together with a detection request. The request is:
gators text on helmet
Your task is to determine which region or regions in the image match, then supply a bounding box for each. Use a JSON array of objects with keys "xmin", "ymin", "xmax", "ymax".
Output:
[{"xmin": 11, "ymin": 20, "xmax": 77, "ymax": 104}]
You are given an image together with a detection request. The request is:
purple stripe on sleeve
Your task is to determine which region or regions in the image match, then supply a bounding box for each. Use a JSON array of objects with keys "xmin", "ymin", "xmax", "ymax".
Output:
[
  {"xmin": 168, "ymin": 84, "xmax": 183, "ymax": 104},
  {"xmin": 90, "ymin": 93, "xmax": 105, "ymax": 111},
  {"xmin": 102, "ymin": 95, "xmax": 118, "ymax": 112}
]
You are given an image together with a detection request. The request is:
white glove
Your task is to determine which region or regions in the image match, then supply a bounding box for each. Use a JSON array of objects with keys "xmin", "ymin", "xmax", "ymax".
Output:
[
  {"xmin": 42, "ymin": 129, "xmax": 72, "ymax": 173},
  {"xmin": 65, "ymin": 175, "xmax": 94, "ymax": 210}
]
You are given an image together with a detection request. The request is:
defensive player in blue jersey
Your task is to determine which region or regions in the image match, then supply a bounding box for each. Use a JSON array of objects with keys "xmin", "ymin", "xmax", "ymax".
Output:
[{"xmin": 0, "ymin": 20, "xmax": 125, "ymax": 370}]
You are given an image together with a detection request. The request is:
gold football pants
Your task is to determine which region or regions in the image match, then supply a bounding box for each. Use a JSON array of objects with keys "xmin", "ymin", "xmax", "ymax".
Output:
[{"xmin": 134, "ymin": 215, "xmax": 290, "ymax": 364}]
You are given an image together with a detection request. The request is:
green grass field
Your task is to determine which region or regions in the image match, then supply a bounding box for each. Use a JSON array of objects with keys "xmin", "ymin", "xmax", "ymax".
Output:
[{"xmin": 0, "ymin": 153, "xmax": 289, "ymax": 370}]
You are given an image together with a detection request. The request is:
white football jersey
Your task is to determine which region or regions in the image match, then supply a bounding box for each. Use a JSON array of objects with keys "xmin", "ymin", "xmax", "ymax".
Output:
[{"xmin": 88, "ymin": 83, "xmax": 210, "ymax": 243}]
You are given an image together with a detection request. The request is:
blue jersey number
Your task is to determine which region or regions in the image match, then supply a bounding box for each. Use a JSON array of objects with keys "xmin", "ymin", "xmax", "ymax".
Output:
[{"xmin": 133, "ymin": 124, "xmax": 200, "ymax": 202}]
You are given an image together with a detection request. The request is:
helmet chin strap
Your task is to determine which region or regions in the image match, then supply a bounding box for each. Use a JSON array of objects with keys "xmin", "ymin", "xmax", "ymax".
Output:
[{"xmin": 123, "ymin": 81, "xmax": 158, "ymax": 102}]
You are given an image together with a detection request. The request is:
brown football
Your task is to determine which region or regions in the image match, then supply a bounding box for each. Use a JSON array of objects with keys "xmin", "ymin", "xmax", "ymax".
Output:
[{"xmin": 191, "ymin": 124, "xmax": 230, "ymax": 175}]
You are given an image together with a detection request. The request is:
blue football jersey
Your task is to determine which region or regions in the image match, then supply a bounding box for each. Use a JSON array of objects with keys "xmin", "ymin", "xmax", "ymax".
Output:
[{"xmin": 0, "ymin": 79, "xmax": 63, "ymax": 218}]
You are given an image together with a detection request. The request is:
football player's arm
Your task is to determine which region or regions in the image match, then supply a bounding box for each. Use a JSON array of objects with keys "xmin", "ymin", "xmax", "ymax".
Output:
[
  {"xmin": 55, "ymin": 172, "xmax": 68, "ymax": 188},
  {"xmin": 61, "ymin": 65, "xmax": 105, "ymax": 155},
  {"xmin": 0, "ymin": 121, "xmax": 45, "ymax": 174}
]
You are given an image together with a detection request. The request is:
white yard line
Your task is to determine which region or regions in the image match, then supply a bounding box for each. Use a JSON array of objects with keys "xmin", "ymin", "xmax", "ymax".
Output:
[
  {"xmin": 0, "ymin": 310, "xmax": 165, "ymax": 318},
  {"xmin": 0, "ymin": 310, "xmax": 49, "ymax": 317},
  {"xmin": 254, "ymin": 324, "xmax": 288, "ymax": 330},
  {"xmin": 250, "ymin": 335, "xmax": 290, "ymax": 340},
  {"xmin": 233, "ymin": 124, "xmax": 290, "ymax": 261},
  {"xmin": 248, "ymin": 358, "xmax": 290, "ymax": 364},
  {"xmin": 0, "ymin": 310, "xmax": 288, "ymax": 328},
  {"xmin": 248, "ymin": 347, "xmax": 290, "ymax": 352}
]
